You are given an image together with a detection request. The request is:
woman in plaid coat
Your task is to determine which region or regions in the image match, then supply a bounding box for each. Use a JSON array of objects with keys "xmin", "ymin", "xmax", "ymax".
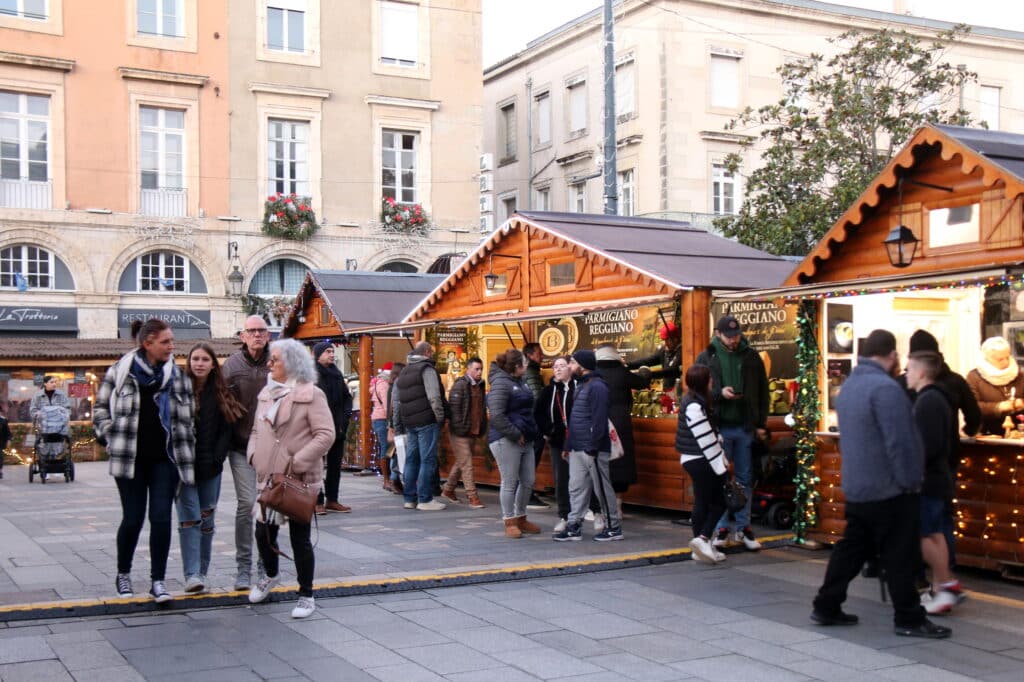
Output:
[{"xmin": 94, "ymin": 318, "xmax": 195, "ymax": 604}]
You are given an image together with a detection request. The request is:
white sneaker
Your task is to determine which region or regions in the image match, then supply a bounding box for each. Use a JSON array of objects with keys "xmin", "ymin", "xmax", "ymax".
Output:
[
  {"xmin": 711, "ymin": 528, "xmax": 730, "ymax": 549},
  {"xmin": 248, "ymin": 574, "xmax": 279, "ymax": 604},
  {"xmin": 593, "ymin": 514, "xmax": 606, "ymax": 534},
  {"xmin": 291, "ymin": 596, "xmax": 316, "ymax": 619},
  {"xmin": 735, "ymin": 527, "xmax": 762, "ymax": 551},
  {"xmin": 149, "ymin": 581, "xmax": 172, "ymax": 604},
  {"xmin": 417, "ymin": 500, "xmax": 447, "ymax": 511},
  {"xmin": 184, "ymin": 575, "xmax": 205, "ymax": 593},
  {"xmin": 584, "ymin": 509, "xmax": 596, "ymax": 522},
  {"xmin": 688, "ymin": 537, "xmax": 716, "ymax": 564},
  {"xmin": 712, "ymin": 548, "xmax": 727, "ymax": 562},
  {"xmin": 553, "ymin": 518, "xmax": 568, "ymax": 533},
  {"xmin": 922, "ymin": 590, "xmax": 957, "ymax": 615}
]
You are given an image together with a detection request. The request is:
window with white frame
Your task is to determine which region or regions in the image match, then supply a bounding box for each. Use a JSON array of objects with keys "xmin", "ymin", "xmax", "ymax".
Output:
[
  {"xmin": 140, "ymin": 106, "xmax": 184, "ymax": 190},
  {"xmin": 380, "ymin": 0, "xmax": 418, "ymax": 67},
  {"xmin": 138, "ymin": 251, "xmax": 188, "ymax": 292},
  {"xmin": 382, "ymin": 129, "xmax": 418, "ymax": 203},
  {"xmin": 980, "ymin": 85, "xmax": 1001, "ymax": 130},
  {"xmin": 0, "ymin": 91, "xmax": 49, "ymax": 183},
  {"xmin": 617, "ymin": 168, "xmax": 634, "ymax": 217},
  {"xmin": 138, "ymin": 0, "xmax": 183, "ymax": 37},
  {"xmin": 615, "ymin": 57, "xmax": 635, "ymax": 119},
  {"xmin": 569, "ymin": 182, "xmax": 586, "ymax": 213},
  {"xmin": 499, "ymin": 101, "xmax": 516, "ymax": 161},
  {"xmin": 266, "ymin": 0, "xmax": 306, "ymax": 53},
  {"xmin": 533, "ymin": 186, "xmax": 550, "ymax": 211},
  {"xmin": 0, "ymin": 244, "xmax": 52, "ymax": 289},
  {"xmin": 568, "ymin": 80, "xmax": 587, "ymax": 135},
  {"xmin": 534, "ymin": 91, "xmax": 550, "ymax": 147},
  {"xmin": 0, "ymin": 0, "xmax": 46, "ymax": 20},
  {"xmin": 712, "ymin": 163, "xmax": 739, "ymax": 215},
  {"xmin": 268, "ymin": 118, "xmax": 309, "ymax": 196},
  {"xmin": 709, "ymin": 53, "xmax": 740, "ymax": 109}
]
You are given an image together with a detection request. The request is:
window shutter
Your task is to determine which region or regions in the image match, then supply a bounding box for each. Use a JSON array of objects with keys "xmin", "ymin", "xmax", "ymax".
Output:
[
  {"xmin": 530, "ymin": 259, "xmax": 546, "ymax": 295},
  {"xmin": 575, "ymin": 257, "xmax": 593, "ymax": 290},
  {"xmin": 506, "ymin": 266, "xmax": 521, "ymax": 300}
]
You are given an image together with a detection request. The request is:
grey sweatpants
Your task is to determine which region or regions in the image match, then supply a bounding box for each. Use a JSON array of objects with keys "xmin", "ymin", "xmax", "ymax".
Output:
[{"xmin": 568, "ymin": 450, "xmax": 620, "ymax": 529}]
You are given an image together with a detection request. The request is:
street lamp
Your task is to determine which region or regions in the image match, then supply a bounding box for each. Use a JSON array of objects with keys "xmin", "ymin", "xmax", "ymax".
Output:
[
  {"xmin": 226, "ymin": 240, "xmax": 245, "ymax": 296},
  {"xmin": 883, "ymin": 225, "xmax": 919, "ymax": 269}
]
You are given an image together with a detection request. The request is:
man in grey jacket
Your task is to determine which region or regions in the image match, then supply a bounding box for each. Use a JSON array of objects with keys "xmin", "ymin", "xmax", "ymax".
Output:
[
  {"xmin": 811, "ymin": 329, "xmax": 950, "ymax": 639},
  {"xmin": 222, "ymin": 315, "xmax": 270, "ymax": 590}
]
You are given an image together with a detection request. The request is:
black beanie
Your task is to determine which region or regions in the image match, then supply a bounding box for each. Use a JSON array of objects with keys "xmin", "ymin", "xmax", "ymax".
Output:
[
  {"xmin": 572, "ymin": 349, "xmax": 597, "ymax": 371},
  {"xmin": 312, "ymin": 340, "xmax": 333, "ymax": 360},
  {"xmin": 909, "ymin": 330, "xmax": 939, "ymax": 354}
]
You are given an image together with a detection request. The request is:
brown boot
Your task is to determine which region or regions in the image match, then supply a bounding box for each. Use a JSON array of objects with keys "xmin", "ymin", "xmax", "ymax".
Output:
[
  {"xmin": 504, "ymin": 517, "xmax": 523, "ymax": 538},
  {"xmin": 517, "ymin": 516, "xmax": 541, "ymax": 534},
  {"xmin": 466, "ymin": 493, "xmax": 485, "ymax": 509}
]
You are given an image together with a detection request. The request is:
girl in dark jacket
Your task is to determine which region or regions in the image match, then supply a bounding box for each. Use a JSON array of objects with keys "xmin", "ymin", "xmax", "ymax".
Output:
[
  {"xmin": 178, "ymin": 343, "xmax": 245, "ymax": 592},
  {"xmin": 676, "ymin": 364, "xmax": 728, "ymax": 564},
  {"xmin": 487, "ymin": 349, "xmax": 540, "ymax": 538}
]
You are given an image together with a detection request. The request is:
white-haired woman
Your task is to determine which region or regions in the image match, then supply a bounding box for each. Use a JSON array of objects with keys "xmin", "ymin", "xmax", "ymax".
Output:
[
  {"xmin": 966, "ymin": 336, "xmax": 1024, "ymax": 436},
  {"xmin": 246, "ymin": 339, "xmax": 335, "ymax": 618}
]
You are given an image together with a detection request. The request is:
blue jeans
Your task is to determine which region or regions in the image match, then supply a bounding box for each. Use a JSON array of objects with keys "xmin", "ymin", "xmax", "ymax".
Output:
[
  {"xmin": 176, "ymin": 474, "xmax": 222, "ymax": 578},
  {"xmin": 403, "ymin": 423, "xmax": 440, "ymax": 503},
  {"xmin": 717, "ymin": 425, "xmax": 753, "ymax": 531}
]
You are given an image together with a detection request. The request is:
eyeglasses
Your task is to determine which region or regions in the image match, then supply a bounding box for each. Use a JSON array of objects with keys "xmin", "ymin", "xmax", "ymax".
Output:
[{"xmin": 245, "ymin": 328, "xmax": 269, "ymax": 335}]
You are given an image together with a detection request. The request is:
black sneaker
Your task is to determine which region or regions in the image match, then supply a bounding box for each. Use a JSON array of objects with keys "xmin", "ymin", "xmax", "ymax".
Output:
[
  {"xmin": 552, "ymin": 523, "xmax": 582, "ymax": 541},
  {"xmin": 810, "ymin": 609, "xmax": 859, "ymax": 626},
  {"xmin": 594, "ymin": 527, "xmax": 624, "ymax": 542},
  {"xmin": 894, "ymin": 619, "xmax": 952, "ymax": 639},
  {"xmin": 116, "ymin": 573, "xmax": 134, "ymax": 598},
  {"xmin": 527, "ymin": 494, "xmax": 550, "ymax": 510}
]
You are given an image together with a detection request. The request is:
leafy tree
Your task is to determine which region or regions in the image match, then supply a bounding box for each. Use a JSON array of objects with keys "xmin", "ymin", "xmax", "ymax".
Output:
[{"xmin": 715, "ymin": 27, "xmax": 976, "ymax": 256}]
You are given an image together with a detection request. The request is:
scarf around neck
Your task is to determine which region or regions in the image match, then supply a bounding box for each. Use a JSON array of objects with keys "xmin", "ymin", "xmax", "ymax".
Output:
[
  {"xmin": 264, "ymin": 377, "xmax": 296, "ymax": 425},
  {"xmin": 976, "ymin": 354, "xmax": 1020, "ymax": 387},
  {"xmin": 131, "ymin": 351, "xmax": 175, "ymax": 457}
]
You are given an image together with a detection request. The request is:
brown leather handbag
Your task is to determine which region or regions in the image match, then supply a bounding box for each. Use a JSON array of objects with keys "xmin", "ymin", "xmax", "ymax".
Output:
[{"xmin": 257, "ymin": 460, "xmax": 316, "ymax": 524}]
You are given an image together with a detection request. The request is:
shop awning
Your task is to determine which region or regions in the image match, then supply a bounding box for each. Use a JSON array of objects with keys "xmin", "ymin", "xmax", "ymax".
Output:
[
  {"xmin": 0, "ymin": 337, "xmax": 242, "ymax": 360},
  {"xmin": 715, "ymin": 265, "xmax": 1013, "ymax": 302},
  {"xmin": 343, "ymin": 294, "xmax": 677, "ymax": 335}
]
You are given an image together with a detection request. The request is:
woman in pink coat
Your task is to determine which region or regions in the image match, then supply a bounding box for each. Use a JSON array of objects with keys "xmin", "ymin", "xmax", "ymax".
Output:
[{"xmin": 246, "ymin": 338, "xmax": 334, "ymax": 618}]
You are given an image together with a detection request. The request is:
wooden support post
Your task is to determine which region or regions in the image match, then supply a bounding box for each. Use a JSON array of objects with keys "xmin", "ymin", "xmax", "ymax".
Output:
[{"xmin": 359, "ymin": 334, "xmax": 373, "ymax": 470}]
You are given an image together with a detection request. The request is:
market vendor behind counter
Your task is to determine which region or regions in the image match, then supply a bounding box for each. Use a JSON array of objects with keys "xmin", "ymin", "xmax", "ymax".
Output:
[{"xmin": 965, "ymin": 337, "xmax": 1024, "ymax": 436}]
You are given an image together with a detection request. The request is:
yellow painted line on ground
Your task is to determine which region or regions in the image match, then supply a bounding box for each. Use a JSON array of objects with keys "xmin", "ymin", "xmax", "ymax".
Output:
[{"xmin": 0, "ymin": 533, "xmax": 795, "ymax": 617}]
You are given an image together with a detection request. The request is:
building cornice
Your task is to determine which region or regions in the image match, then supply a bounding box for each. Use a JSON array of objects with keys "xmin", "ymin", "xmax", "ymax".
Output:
[
  {"xmin": 555, "ymin": 149, "xmax": 594, "ymax": 166},
  {"xmin": 363, "ymin": 95, "xmax": 441, "ymax": 111},
  {"xmin": 248, "ymin": 82, "xmax": 332, "ymax": 99},
  {"xmin": 0, "ymin": 50, "xmax": 75, "ymax": 72},
  {"xmin": 119, "ymin": 67, "xmax": 208, "ymax": 87},
  {"xmin": 699, "ymin": 130, "xmax": 754, "ymax": 144}
]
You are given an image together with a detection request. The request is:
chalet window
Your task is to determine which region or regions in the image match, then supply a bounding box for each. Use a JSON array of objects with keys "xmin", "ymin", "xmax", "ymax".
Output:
[
  {"xmin": 548, "ymin": 261, "xmax": 575, "ymax": 288},
  {"xmin": 928, "ymin": 203, "xmax": 979, "ymax": 249},
  {"xmin": 484, "ymin": 273, "xmax": 506, "ymax": 296}
]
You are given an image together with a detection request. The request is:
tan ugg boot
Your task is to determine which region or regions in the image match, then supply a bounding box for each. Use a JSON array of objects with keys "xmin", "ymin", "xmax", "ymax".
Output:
[
  {"xmin": 504, "ymin": 517, "xmax": 523, "ymax": 538},
  {"xmin": 517, "ymin": 516, "xmax": 541, "ymax": 534}
]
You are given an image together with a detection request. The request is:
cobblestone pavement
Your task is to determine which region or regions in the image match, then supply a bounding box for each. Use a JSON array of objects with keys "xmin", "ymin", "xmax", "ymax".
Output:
[
  {"xmin": 2, "ymin": 551, "xmax": 1024, "ymax": 680},
  {"xmin": 0, "ymin": 461, "xmax": 728, "ymax": 606}
]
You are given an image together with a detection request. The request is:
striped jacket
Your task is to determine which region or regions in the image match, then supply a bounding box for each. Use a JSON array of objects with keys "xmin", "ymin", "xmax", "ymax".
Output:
[
  {"xmin": 93, "ymin": 351, "xmax": 196, "ymax": 483},
  {"xmin": 676, "ymin": 393, "xmax": 726, "ymax": 475}
]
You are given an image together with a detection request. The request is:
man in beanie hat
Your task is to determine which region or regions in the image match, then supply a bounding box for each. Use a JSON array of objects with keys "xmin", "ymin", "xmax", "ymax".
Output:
[
  {"xmin": 314, "ymin": 341, "xmax": 353, "ymax": 514},
  {"xmin": 628, "ymin": 322, "xmax": 681, "ymax": 391},
  {"xmin": 696, "ymin": 314, "xmax": 769, "ymax": 552},
  {"xmin": 554, "ymin": 349, "xmax": 623, "ymax": 541}
]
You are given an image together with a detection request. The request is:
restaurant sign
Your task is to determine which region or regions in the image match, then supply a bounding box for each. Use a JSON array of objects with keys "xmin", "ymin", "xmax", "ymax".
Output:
[
  {"xmin": 117, "ymin": 308, "xmax": 211, "ymax": 339},
  {"xmin": 0, "ymin": 306, "xmax": 78, "ymax": 332}
]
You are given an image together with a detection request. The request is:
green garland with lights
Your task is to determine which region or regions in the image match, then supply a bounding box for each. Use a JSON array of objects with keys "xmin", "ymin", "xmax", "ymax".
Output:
[{"xmin": 792, "ymin": 300, "xmax": 822, "ymax": 543}]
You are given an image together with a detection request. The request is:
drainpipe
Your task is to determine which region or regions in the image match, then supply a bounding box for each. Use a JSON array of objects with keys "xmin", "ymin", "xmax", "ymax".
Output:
[{"xmin": 526, "ymin": 77, "xmax": 533, "ymax": 209}]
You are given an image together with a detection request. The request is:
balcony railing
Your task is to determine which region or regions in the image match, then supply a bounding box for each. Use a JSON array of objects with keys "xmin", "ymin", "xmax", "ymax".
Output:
[
  {"xmin": 140, "ymin": 187, "xmax": 187, "ymax": 217},
  {"xmin": 0, "ymin": 178, "xmax": 52, "ymax": 209}
]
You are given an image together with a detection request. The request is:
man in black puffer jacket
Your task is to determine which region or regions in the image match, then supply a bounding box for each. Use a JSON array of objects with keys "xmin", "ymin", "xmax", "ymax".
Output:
[{"xmin": 313, "ymin": 341, "xmax": 353, "ymax": 515}]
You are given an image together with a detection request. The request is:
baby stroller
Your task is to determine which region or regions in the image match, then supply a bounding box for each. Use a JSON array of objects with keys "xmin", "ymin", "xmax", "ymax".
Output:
[{"xmin": 29, "ymin": 404, "xmax": 74, "ymax": 483}]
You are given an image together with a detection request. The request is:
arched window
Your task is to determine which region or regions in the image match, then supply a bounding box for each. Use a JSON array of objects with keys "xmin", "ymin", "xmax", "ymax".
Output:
[
  {"xmin": 248, "ymin": 258, "xmax": 307, "ymax": 295},
  {"xmin": 376, "ymin": 260, "xmax": 417, "ymax": 273},
  {"xmin": 0, "ymin": 244, "xmax": 74, "ymax": 290},
  {"xmin": 118, "ymin": 250, "xmax": 206, "ymax": 293}
]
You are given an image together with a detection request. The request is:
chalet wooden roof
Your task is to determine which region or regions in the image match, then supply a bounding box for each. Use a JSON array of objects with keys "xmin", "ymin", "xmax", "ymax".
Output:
[
  {"xmin": 409, "ymin": 212, "xmax": 794, "ymax": 321},
  {"xmin": 790, "ymin": 124, "xmax": 1024, "ymax": 284},
  {"xmin": 281, "ymin": 270, "xmax": 445, "ymax": 335}
]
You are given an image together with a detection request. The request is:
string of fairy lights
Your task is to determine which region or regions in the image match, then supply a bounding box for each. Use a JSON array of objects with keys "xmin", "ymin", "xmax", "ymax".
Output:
[{"xmin": 792, "ymin": 301, "xmax": 823, "ymax": 544}]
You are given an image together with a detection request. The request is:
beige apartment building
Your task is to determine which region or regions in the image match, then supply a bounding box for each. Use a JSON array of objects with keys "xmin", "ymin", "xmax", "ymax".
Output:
[
  {"xmin": 481, "ymin": 0, "xmax": 1024, "ymax": 230},
  {"xmin": 0, "ymin": 0, "xmax": 482, "ymax": 352}
]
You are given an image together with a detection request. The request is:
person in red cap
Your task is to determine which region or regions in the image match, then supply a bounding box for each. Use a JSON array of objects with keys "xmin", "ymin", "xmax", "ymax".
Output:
[{"xmin": 627, "ymin": 321, "xmax": 682, "ymax": 392}]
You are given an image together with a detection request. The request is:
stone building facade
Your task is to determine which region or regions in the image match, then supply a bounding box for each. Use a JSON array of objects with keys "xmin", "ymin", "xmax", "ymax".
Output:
[{"xmin": 481, "ymin": 0, "xmax": 1024, "ymax": 228}]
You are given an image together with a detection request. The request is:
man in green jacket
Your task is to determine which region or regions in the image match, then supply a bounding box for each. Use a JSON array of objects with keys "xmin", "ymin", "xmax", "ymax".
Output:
[{"xmin": 696, "ymin": 314, "xmax": 769, "ymax": 552}]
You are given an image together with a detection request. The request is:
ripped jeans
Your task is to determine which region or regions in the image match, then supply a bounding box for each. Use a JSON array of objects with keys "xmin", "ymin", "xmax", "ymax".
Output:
[{"xmin": 176, "ymin": 474, "xmax": 222, "ymax": 579}]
